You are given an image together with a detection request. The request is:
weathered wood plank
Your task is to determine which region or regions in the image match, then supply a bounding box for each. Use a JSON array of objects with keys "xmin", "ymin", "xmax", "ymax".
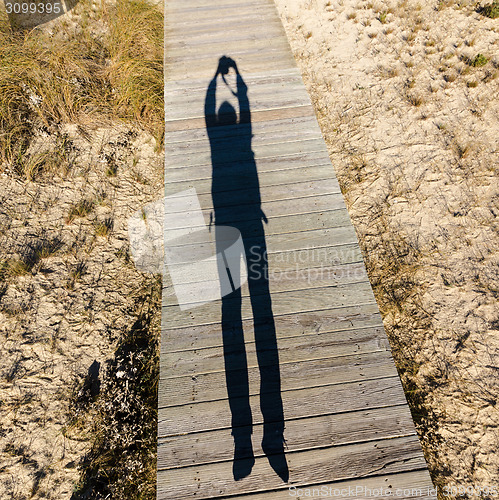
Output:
[
  {"xmin": 165, "ymin": 137, "xmax": 328, "ymax": 163},
  {"xmin": 161, "ymin": 301, "xmax": 383, "ymax": 350},
  {"xmin": 157, "ymin": 376, "xmax": 407, "ymax": 434},
  {"xmin": 166, "ymin": 19, "xmax": 285, "ymax": 41},
  {"xmin": 162, "ymin": 281, "xmax": 376, "ymax": 325},
  {"xmin": 163, "ymin": 229, "xmax": 361, "ymax": 282},
  {"xmin": 157, "ymin": 405, "xmax": 414, "ymax": 469},
  {"xmin": 166, "ymin": 0, "xmax": 273, "ymax": 11},
  {"xmin": 165, "ymin": 68, "xmax": 303, "ymax": 94},
  {"xmin": 165, "ymin": 53, "xmax": 298, "ymax": 81},
  {"xmin": 166, "ymin": 83, "xmax": 311, "ymax": 121},
  {"xmin": 156, "ymin": 435, "xmax": 427, "ymax": 499},
  {"xmin": 165, "ymin": 153, "xmax": 331, "ymax": 184},
  {"xmin": 165, "ymin": 178, "xmax": 340, "ymax": 212},
  {"xmin": 160, "ymin": 322, "xmax": 388, "ymax": 372},
  {"xmin": 164, "ymin": 194, "xmax": 347, "ymax": 234},
  {"xmin": 228, "ymin": 470, "xmax": 437, "ymax": 499},
  {"xmin": 166, "ymin": 1, "xmax": 277, "ymax": 18},
  {"xmin": 165, "ymin": 105, "xmax": 316, "ymax": 132},
  {"xmin": 163, "ymin": 228, "xmax": 359, "ymax": 271},
  {"xmin": 166, "ymin": 25, "xmax": 288, "ymax": 52},
  {"xmin": 165, "ymin": 13, "xmax": 283, "ymax": 38},
  {"xmin": 164, "ymin": 164, "xmax": 336, "ymax": 196},
  {"xmin": 162, "ymin": 261, "xmax": 368, "ymax": 301},
  {"xmin": 160, "ymin": 350, "xmax": 398, "ymax": 406},
  {"xmin": 165, "ymin": 43, "xmax": 294, "ymax": 68}
]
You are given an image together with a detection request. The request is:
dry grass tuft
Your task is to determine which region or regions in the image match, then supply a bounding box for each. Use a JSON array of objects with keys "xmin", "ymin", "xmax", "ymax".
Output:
[
  {"xmin": 0, "ymin": 0, "xmax": 164, "ymax": 178},
  {"xmin": 106, "ymin": 0, "xmax": 164, "ymax": 146},
  {"xmin": 94, "ymin": 217, "xmax": 114, "ymax": 237},
  {"xmin": 66, "ymin": 198, "xmax": 95, "ymax": 224}
]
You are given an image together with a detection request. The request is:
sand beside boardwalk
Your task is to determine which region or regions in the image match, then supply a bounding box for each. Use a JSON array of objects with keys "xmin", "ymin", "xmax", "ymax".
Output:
[
  {"xmin": 273, "ymin": 0, "xmax": 498, "ymax": 493},
  {"xmin": 0, "ymin": 125, "xmax": 163, "ymax": 498}
]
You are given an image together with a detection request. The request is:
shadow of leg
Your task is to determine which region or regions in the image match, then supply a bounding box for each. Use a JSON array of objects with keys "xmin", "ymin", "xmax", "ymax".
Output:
[
  {"xmin": 261, "ymin": 422, "xmax": 289, "ymax": 483},
  {"xmin": 247, "ymin": 234, "xmax": 289, "ymax": 483},
  {"xmin": 221, "ymin": 290, "xmax": 255, "ymax": 480},
  {"xmin": 233, "ymin": 429, "xmax": 255, "ymax": 481}
]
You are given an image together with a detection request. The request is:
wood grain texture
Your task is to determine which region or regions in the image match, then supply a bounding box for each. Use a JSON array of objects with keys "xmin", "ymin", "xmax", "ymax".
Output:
[
  {"xmin": 156, "ymin": 435, "xmax": 427, "ymax": 499},
  {"xmin": 157, "ymin": 405, "xmax": 415, "ymax": 469},
  {"xmin": 158, "ymin": 376, "xmax": 409, "ymax": 435},
  {"xmin": 161, "ymin": 302, "xmax": 384, "ymax": 351},
  {"xmin": 160, "ymin": 349, "xmax": 399, "ymax": 406},
  {"xmin": 227, "ymin": 470, "xmax": 437, "ymax": 499},
  {"xmin": 159, "ymin": 0, "xmax": 434, "ymax": 495}
]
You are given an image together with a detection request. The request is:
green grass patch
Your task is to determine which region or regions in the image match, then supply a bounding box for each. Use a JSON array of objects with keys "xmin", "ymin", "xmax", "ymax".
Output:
[
  {"xmin": 469, "ymin": 53, "xmax": 489, "ymax": 67},
  {"xmin": 478, "ymin": 1, "xmax": 499, "ymax": 18}
]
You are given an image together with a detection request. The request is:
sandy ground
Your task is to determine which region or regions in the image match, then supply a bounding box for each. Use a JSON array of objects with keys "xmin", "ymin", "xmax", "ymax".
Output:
[
  {"xmin": 272, "ymin": 0, "xmax": 498, "ymax": 494},
  {"xmin": 0, "ymin": 124, "xmax": 163, "ymax": 498}
]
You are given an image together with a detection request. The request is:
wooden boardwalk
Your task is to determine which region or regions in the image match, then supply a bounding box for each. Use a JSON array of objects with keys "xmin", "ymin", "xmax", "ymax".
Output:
[{"xmin": 158, "ymin": 0, "xmax": 435, "ymax": 498}]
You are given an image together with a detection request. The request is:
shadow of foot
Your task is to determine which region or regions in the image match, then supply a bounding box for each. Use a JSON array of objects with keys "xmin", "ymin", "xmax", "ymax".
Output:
[
  {"xmin": 262, "ymin": 428, "xmax": 289, "ymax": 483},
  {"xmin": 233, "ymin": 434, "xmax": 255, "ymax": 481}
]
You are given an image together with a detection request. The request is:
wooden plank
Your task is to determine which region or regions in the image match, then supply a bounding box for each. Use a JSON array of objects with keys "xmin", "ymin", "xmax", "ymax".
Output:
[
  {"xmin": 164, "ymin": 164, "xmax": 336, "ymax": 195},
  {"xmin": 165, "ymin": 40, "xmax": 293, "ymax": 66},
  {"xmin": 162, "ymin": 268, "xmax": 369, "ymax": 311},
  {"xmin": 167, "ymin": 72, "xmax": 306, "ymax": 98},
  {"xmin": 163, "ymin": 223, "xmax": 359, "ymax": 279},
  {"xmin": 166, "ymin": 24, "xmax": 286, "ymax": 50},
  {"xmin": 165, "ymin": 152, "xmax": 331, "ymax": 183},
  {"xmin": 165, "ymin": 178, "xmax": 340, "ymax": 210},
  {"xmin": 160, "ymin": 323, "xmax": 388, "ymax": 371},
  {"xmin": 166, "ymin": 19, "xmax": 285, "ymax": 40},
  {"xmin": 163, "ymin": 224, "xmax": 358, "ymax": 261},
  {"xmin": 162, "ymin": 280, "xmax": 376, "ymax": 324},
  {"xmin": 157, "ymin": 376, "xmax": 407, "ymax": 434},
  {"xmin": 159, "ymin": 350, "xmax": 399, "ymax": 406},
  {"xmin": 165, "ymin": 53, "xmax": 297, "ymax": 81},
  {"xmin": 165, "ymin": 105, "xmax": 316, "ymax": 132},
  {"xmin": 165, "ymin": 68, "xmax": 303, "ymax": 94},
  {"xmin": 161, "ymin": 302, "xmax": 383, "ymax": 351},
  {"xmin": 166, "ymin": 10, "xmax": 281, "ymax": 34},
  {"xmin": 229, "ymin": 470, "xmax": 437, "ymax": 499},
  {"xmin": 162, "ymin": 260, "xmax": 368, "ymax": 298},
  {"xmin": 157, "ymin": 405, "xmax": 415, "ymax": 469},
  {"xmin": 166, "ymin": 0, "xmax": 273, "ymax": 12},
  {"xmin": 164, "ymin": 114, "xmax": 319, "ymax": 146},
  {"xmin": 166, "ymin": 83, "xmax": 311, "ymax": 121},
  {"xmin": 156, "ymin": 435, "xmax": 427, "ymax": 499},
  {"xmin": 164, "ymin": 195, "xmax": 349, "ymax": 232},
  {"xmin": 164, "ymin": 193, "xmax": 345, "ymax": 228},
  {"xmin": 166, "ymin": 1, "xmax": 277, "ymax": 18},
  {"xmin": 165, "ymin": 138, "xmax": 328, "ymax": 165}
]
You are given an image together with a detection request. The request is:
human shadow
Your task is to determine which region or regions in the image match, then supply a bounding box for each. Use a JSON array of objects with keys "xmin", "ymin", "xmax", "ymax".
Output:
[{"xmin": 205, "ymin": 56, "xmax": 289, "ymax": 483}]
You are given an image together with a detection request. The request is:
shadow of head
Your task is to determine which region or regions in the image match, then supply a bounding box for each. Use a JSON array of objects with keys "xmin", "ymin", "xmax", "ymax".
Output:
[{"xmin": 218, "ymin": 101, "xmax": 237, "ymax": 126}]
